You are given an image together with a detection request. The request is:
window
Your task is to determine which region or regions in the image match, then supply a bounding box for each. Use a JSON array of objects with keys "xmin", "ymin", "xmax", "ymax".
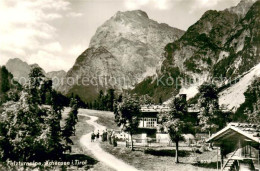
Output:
[
  {"xmin": 146, "ymin": 121, "xmax": 154, "ymax": 128},
  {"xmin": 144, "ymin": 118, "xmax": 157, "ymax": 128}
]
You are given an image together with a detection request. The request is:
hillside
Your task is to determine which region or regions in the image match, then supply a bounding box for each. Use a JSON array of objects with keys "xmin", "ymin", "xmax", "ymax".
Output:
[
  {"xmin": 132, "ymin": 0, "xmax": 260, "ymax": 103},
  {"xmin": 219, "ymin": 63, "xmax": 260, "ymax": 111}
]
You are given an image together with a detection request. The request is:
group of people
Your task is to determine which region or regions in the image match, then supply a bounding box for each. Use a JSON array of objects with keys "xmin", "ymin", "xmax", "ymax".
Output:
[{"xmin": 91, "ymin": 129, "xmax": 117, "ymax": 146}]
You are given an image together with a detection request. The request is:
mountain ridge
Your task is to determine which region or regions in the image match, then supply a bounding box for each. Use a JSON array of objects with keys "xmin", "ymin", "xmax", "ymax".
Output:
[
  {"xmin": 5, "ymin": 58, "xmax": 66, "ymax": 89},
  {"xmin": 132, "ymin": 0, "xmax": 260, "ymax": 104},
  {"xmin": 59, "ymin": 9, "xmax": 185, "ymax": 102}
]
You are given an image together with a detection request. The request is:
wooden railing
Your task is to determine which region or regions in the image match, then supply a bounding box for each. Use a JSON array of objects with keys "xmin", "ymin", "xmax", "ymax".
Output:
[{"xmin": 222, "ymin": 148, "xmax": 238, "ymax": 171}]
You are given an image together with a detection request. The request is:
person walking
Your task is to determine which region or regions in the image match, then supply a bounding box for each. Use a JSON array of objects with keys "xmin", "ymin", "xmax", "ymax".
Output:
[
  {"xmin": 91, "ymin": 131, "xmax": 95, "ymax": 142},
  {"xmin": 108, "ymin": 130, "xmax": 112, "ymax": 145},
  {"xmin": 96, "ymin": 130, "xmax": 100, "ymax": 141},
  {"xmin": 104, "ymin": 129, "xmax": 108, "ymax": 141},
  {"xmin": 111, "ymin": 131, "xmax": 117, "ymax": 147},
  {"xmin": 102, "ymin": 130, "xmax": 105, "ymax": 142}
]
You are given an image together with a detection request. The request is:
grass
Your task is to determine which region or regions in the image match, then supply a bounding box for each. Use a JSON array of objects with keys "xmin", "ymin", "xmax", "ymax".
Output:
[
  {"xmin": 144, "ymin": 149, "xmax": 190, "ymax": 157},
  {"xmin": 100, "ymin": 142, "xmax": 217, "ymax": 171},
  {"xmin": 78, "ymin": 109, "xmax": 118, "ymax": 130},
  {"xmin": 192, "ymin": 161, "xmax": 221, "ymax": 169}
]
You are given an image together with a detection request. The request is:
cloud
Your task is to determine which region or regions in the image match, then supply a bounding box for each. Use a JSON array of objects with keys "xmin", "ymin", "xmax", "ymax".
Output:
[
  {"xmin": 0, "ymin": 0, "xmax": 72, "ymax": 71},
  {"xmin": 28, "ymin": 50, "xmax": 70, "ymax": 72},
  {"xmin": 189, "ymin": 0, "xmax": 225, "ymax": 13},
  {"xmin": 67, "ymin": 12, "xmax": 83, "ymax": 17},
  {"xmin": 43, "ymin": 42, "xmax": 63, "ymax": 52},
  {"xmin": 124, "ymin": 0, "xmax": 173, "ymax": 10}
]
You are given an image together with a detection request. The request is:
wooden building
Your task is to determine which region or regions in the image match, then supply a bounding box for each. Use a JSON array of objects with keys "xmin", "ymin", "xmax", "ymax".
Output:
[{"xmin": 207, "ymin": 123, "xmax": 260, "ymax": 171}]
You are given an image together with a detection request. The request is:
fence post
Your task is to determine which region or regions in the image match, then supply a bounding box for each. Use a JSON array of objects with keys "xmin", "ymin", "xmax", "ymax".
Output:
[{"xmin": 217, "ymin": 147, "xmax": 219, "ymax": 170}]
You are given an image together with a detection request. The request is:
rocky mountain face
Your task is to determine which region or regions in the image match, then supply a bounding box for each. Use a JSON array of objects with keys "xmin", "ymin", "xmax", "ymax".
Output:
[
  {"xmin": 46, "ymin": 70, "xmax": 66, "ymax": 79},
  {"xmin": 228, "ymin": 0, "xmax": 257, "ymax": 17},
  {"xmin": 215, "ymin": 0, "xmax": 260, "ymax": 78},
  {"xmin": 46, "ymin": 70, "xmax": 66, "ymax": 90},
  {"xmin": 218, "ymin": 0, "xmax": 260, "ymax": 110},
  {"xmin": 89, "ymin": 10, "xmax": 184, "ymax": 81},
  {"xmin": 133, "ymin": 0, "xmax": 260, "ymax": 103},
  {"xmin": 59, "ymin": 10, "xmax": 185, "ymax": 102},
  {"xmin": 6, "ymin": 58, "xmax": 32, "ymax": 85},
  {"xmin": 5, "ymin": 58, "xmax": 66, "ymax": 90}
]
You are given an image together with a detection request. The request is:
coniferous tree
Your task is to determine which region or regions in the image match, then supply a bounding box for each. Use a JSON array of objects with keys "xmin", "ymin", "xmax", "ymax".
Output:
[
  {"xmin": 98, "ymin": 90, "xmax": 104, "ymax": 110},
  {"xmin": 1, "ymin": 66, "xmax": 10, "ymax": 93},
  {"xmin": 89, "ymin": 89, "xmax": 117, "ymax": 111},
  {"xmin": 159, "ymin": 96, "xmax": 163, "ymax": 105},
  {"xmin": 117, "ymin": 94, "xmax": 123, "ymax": 102},
  {"xmin": 50, "ymin": 90, "xmax": 65, "ymax": 157},
  {"xmin": 107, "ymin": 89, "xmax": 115, "ymax": 111},
  {"xmin": 89, "ymin": 102, "xmax": 93, "ymax": 109},
  {"xmin": 93, "ymin": 100, "xmax": 98, "ymax": 110},
  {"xmin": 63, "ymin": 98, "xmax": 79, "ymax": 146}
]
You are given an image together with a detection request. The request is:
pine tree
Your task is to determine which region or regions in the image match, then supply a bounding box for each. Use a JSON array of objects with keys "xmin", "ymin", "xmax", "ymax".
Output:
[
  {"xmin": 93, "ymin": 100, "xmax": 98, "ymax": 109},
  {"xmin": 98, "ymin": 90, "xmax": 104, "ymax": 110},
  {"xmin": 159, "ymin": 96, "xmax": 163, "ymax": 105},
  {"xmin": 107, "ymin": 89, "xmax": 115, "ymax": 111},
  {"xmin": 63, "ymin": 98, "xmax": 79, "ymax": 145}
]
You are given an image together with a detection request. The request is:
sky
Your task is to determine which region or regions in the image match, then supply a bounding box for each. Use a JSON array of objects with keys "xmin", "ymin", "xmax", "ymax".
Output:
[{"xmin": 0, "ymin": 0, "xmax": 241, "ymax": 72}]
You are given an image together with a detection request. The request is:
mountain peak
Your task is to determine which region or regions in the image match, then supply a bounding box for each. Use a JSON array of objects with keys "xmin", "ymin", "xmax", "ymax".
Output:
[
  {"xmin": 115, "ymin": 10, "xmax": 149, "ymax": 19},
  {"xmin": 227, "ymin": 0, "xmax": 257, "ymax": 17},
  {"xmin": 240, "ymin": 0, "xmax": 257, "ymax": 3},
  {"xmin": 7, "ymin": 58, "xmax": 27, "ymax": 65}
]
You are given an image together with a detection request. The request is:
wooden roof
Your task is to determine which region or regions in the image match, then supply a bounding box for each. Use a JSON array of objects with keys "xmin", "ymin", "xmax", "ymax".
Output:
[{"xmin": 207, "ymin": 123, "xmax": 260, "ymax": 151}]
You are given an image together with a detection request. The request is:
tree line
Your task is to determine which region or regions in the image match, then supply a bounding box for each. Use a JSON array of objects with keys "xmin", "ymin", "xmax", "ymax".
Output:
[
  {"xmin": 86, "ymin": 89, "xmax": 160, "ymax": 112},
  {"xmin": 86, "ymin": 89, "xmax": 119, "ymax": 111}
]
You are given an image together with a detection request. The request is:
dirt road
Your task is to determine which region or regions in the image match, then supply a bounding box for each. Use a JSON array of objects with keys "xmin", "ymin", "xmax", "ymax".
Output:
[{"xmin": 79, "ymin": 113, "xmax": 139, "ymax": 171}]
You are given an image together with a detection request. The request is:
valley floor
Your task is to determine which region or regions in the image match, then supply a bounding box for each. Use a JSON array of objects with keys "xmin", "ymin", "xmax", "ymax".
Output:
[{"xmin": 76, "ymin": 109, "xmax": 218, "ymax": 171}]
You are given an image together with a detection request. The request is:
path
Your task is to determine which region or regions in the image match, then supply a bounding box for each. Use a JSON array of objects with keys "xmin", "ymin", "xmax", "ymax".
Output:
[{"xmin": 79, "ymin": 113, "xmax": 139, "ymax": 171}]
